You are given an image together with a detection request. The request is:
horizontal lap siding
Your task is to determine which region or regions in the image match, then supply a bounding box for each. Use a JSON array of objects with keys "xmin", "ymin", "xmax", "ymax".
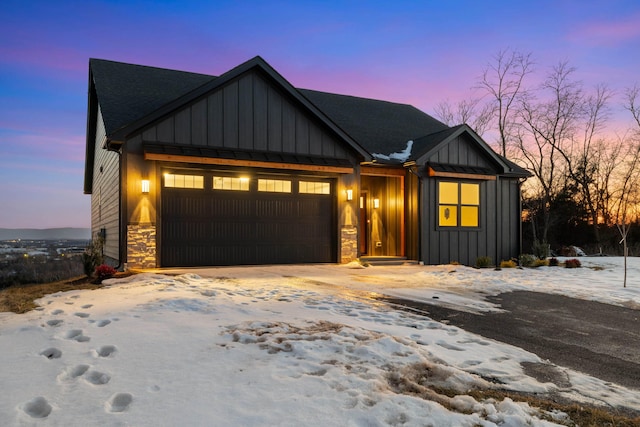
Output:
[
  {"xmin": 91, "ymin": 108, "xmax": 120, "ymax": 262},
  {"xmin": 141, "ymin": 70, "xmax": 349, "ymax": 159}
]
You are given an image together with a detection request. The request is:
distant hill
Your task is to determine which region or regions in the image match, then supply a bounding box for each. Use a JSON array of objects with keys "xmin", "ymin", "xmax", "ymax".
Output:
[{"xmin": 0, "ymin": 228, "xmax": 91, "ymax": 241}]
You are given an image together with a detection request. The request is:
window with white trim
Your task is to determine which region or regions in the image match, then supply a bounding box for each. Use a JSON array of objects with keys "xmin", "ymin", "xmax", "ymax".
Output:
[
  {"xmin": 438, "ymin": 181, "xmax": 480, "ymax": 227},
  {"xmin": 164, "ymin": 173, "xmax": 204, "ymax": 189}
]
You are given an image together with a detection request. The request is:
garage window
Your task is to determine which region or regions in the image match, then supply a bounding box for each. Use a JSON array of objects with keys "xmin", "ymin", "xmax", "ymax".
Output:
[
  {"xmin": 299, "ymin": 181, "xmax": 330, "ymax": 194},
  {"xmin": 164, "ymin": 173, "xmax": 204, "ymax": 189},
  {"xmin": 213, "ymin": 176, "xmax": 250, "ymax": 191},
  {"xmin": 258, "ymin": 179, "xmax": 291, "ymax": 193}
]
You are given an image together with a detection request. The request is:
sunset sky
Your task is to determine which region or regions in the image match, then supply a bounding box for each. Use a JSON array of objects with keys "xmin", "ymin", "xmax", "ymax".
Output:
[{"xmin": 1, "ymin": 0, "xmax": 639, "ymax": 228}]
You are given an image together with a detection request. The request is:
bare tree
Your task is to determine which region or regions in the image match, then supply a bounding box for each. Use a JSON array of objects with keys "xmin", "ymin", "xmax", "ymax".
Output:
[
  {"xmin": 625, "ymin": 85, "xmax": 640, "ymax": 134},
  {"xmin": 516, "ymin": 61, "xmax": 582, "ymax": 244},
  {"xmin": 478, "ymin": 48, "xmax": 534, "ymax": 156},
  {"xmin": 547, "ymin": 82, "xmax": 612, "ymax": 245},
  {"xmin": 609, "ymin": 85, "xmax": 640, "ymax": 286},
  {"xmin": 433, "ymin": 98, "xmax": 493, "ymax": 136}
]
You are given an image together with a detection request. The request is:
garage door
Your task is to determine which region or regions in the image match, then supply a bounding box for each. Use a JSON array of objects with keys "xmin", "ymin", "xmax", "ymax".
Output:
[{"xmin": 160, "ymin": 171, "xmax": 336, "ymax": 266}]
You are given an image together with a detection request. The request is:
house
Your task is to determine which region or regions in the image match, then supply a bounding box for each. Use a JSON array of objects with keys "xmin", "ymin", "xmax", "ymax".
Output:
[{"xmin": 84, "ymin": 56, "xmax": 530, "ymax": 269}]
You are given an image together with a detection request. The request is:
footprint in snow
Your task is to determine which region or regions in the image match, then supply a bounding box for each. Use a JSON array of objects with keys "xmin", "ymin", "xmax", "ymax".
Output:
[
  {"xmin": 74, "ymin": 312, "xmax": 91, "ymax": 318},
  {"xmin": 106, "ymin": 393, "xmax": 133, "ymax": 413},
  {"xmin": 64, "ymin": 330, "xmax": 90, "ymax": 342},
  {"xmin": 40, "ymin": 348, "xmax": 62, "ymax": 359},
  {"xmin": 46, "ymin": 319, "xmax": 64, "ymax": 327},
  {"xmin": 21, "ymin": 396, "xmax": 52, "ymax": 419},
  {"xmin": 57, "ymin": 364, "xmax": 90, "ymax": 382},
  {"xmin": 84, "ymin": 370, "xmax": 111, "ymax": 385},
  {"xmin": 81, "ymin": 304, "xmax": 93, "ymax": 309},
  {"xmin": 93, "ymin": 345, "xmax": 117, "ymax": 358},
  {"xmin": 51, "ymin": 309, "xmax": 64, "ymax": 315}
]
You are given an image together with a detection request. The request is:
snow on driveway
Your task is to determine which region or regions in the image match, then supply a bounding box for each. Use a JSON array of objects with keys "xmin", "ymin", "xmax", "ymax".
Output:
[{"xmin": 0, "ymin": 257, "xmax": 638, "ymax": 426}]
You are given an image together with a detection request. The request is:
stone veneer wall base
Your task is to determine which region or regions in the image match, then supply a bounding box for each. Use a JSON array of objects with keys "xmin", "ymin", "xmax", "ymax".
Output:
[
  {"xmin": 340, "ymin": 225, "xmax": 358, "ymax": 263},
  {"xmin": 127, "ymin": 223, "xmax": 157, "ymax": 269}
]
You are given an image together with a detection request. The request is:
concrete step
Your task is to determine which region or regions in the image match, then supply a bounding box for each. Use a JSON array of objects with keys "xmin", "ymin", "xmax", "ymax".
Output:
[{"xmin": 359, "ymin": 256, "xmax": 420, "ymax": 266}]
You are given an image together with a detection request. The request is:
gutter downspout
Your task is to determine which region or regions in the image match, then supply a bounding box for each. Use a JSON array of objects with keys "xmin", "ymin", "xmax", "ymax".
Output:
[{"xmin": 495, "ymin": 175, "xmax": 501, "ymax": 270}]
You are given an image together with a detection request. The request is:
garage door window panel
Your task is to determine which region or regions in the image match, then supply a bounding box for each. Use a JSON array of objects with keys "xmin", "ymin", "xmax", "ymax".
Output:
[
  {"xmin": 213, "ymin": 176, "xmax": 250, "ymax": 191},
  {"xmin": 299, "ymin": 181, "xmax": 331, "ymax": 195},
  {"xmin": 164, "ymin": 173, "xmax": 204, "ymax": 189},
  {"xmin": 258, "ymin": 179, "xmax": 291, "ymax": 193}
]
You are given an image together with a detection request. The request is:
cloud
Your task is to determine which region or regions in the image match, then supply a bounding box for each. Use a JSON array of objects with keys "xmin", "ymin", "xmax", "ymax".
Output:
[{"xmin": 568, "ymin": 12, "xmax": 640, "ymax": 46}]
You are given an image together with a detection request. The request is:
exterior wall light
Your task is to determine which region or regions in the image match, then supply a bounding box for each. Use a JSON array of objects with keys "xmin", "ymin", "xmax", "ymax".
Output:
[
  {"xmin": 141, "ymin": 179, "xmax": 150, "ymax": 194},
  {"xmin": 346, "ymin": 189, "xmax": 353, "ymax": 201},
  {"xmin": 373, "ymin": 198, "xmax": 380, "ymax": 209}
]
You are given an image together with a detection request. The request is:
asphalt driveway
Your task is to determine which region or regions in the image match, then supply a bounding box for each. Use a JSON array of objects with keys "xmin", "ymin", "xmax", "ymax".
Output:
[{"xmin": 377, "ymin": 290, "xmax": 640, "ymax": 390}]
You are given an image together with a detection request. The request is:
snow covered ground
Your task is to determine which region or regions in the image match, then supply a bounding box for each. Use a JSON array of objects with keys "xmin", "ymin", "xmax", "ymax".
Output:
[{"xmin": 0, "ymin": 257, "xmax": 639, "ymax": 426}]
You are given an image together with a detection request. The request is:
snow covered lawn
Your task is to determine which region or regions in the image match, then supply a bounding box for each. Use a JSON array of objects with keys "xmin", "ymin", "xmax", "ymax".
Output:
[{"xmin": 0, "ymin": 257, "xmax": 639, "ymax": 426}]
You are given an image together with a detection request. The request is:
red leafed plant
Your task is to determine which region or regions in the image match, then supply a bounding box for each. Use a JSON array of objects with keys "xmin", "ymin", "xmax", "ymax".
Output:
[
  {"xmin": 564, "ymin": 258, "xmax": 581, "ymax": 268},
  {"xmin": 95, "ymin": 264, "xmax": 117, "ymax": 281}
]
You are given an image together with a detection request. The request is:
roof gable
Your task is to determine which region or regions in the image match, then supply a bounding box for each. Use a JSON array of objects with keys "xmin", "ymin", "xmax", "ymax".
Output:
[
  {"xmin": 108, "ymin": 56, "xmax": 370, "ymax": 160},
  {"xmin": 413, "ymin": 124, "xmax": 530, "ymax": 177}
]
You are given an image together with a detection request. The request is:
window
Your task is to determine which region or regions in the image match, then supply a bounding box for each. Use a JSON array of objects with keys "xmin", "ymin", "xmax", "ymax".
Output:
[
  {"xmin": 213, "ymin": 176, "xmax": 250, "ymax": 191},
  {"xmin": 164, "ymin": 173, "xmax": 204, "ymax": 189},
  {"xmin": 299, "ymin": 181, "xmax": 330, "ymax": 195},
  {"xmin": 438, "ymin": 181, "xmax": 480, "ymax": 227},
  {"xmin": 258, "ymin": 179, "xmax": 291, "ymax": 193}
]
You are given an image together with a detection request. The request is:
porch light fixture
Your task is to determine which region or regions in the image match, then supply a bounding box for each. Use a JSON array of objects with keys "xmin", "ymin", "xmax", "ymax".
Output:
[
  {"xmin": 141, "ymin": 179, "xmax": 150, "ymax": 194},
  {"xmin": 373, "ymin": 198, "xmax": 380, "ymax": 209},
  {"xmin": 346, "ymin": 189, "xmax": 353, "ymax": 201}
]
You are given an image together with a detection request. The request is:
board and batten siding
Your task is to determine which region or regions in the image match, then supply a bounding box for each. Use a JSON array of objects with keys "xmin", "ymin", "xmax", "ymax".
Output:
[
  {"xmin": 422, "ymin": 178, "xmax": 497, "ymax": 265},
  {"xmin": 426, "ymin": 134, "xmax": 496, "ymax": 169},
  {"xmin": 138, "ymin": 69, "xmax": 351, "ymax": 160},
  {"xmin": 91, "ymin": 106, "xmax": 120, "ymax": 263},
  {"xmin": 420, "ymin": 133, "xmax": 521, "ymax": 266}
]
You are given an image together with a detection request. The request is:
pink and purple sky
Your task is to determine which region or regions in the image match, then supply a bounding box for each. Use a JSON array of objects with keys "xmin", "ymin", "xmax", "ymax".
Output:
[{"xmin": 1, "ymin": 0, "xmax": 639, "ymax": 229}]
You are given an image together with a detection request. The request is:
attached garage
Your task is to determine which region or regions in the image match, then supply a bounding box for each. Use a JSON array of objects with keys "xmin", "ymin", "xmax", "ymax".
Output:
[{"xmin": 160, "ymin": 169, "xmax": 336, "ymax": 266}]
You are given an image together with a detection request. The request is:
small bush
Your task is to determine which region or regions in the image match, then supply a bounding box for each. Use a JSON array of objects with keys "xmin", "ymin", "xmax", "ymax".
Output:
[
  {"xmin": 82, "ymin": 235, "xmax": 104, "ymax": 277},
  {"xmin": 531, "ymin": 240, "xmax": 550, "ymax": 260},
  {"xmin": 519, "ymin": 254, "xmax": 537, "ymax": 268},
  {"xmin": 533, "ymin": 259, "xmax": 549, "ymax": 267},
  {"xmin": 500, "ymin": 259, "xmax": 517, "ymax": 268},
  {"xmin": 564, "ymin": 258, "xmax": 581, "ymax": 268},
  {"xmin": 475, "ymin": 256, "xmax": 492, "ymax": 268},
  {"xmin": 95, "ymin": 264, "xmax": 116, "ymax": 281},
  {"xmin": 548, "ymin": 257, "xmax": 559, "ymax": 267}
]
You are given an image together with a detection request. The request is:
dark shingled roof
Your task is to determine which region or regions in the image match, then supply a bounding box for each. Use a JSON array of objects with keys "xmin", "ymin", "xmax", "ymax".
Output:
[
  {"xmin": 90, "ymin": 59, "xmax": 214, "ymax": 135},
  {"xmin": 299, "ymin": 89, "xmax": 449, "ymax": 157},
  {"xmin": 89, "ymin": 58, "xmax": 449, "ymax": 158},
  {"xmin": 87, "ymin": 57, "xmax": 530, "ymax": 179}
]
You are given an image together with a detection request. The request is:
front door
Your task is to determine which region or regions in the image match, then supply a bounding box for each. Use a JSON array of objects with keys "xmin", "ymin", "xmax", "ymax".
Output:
[{"xmin": 360, "ymin": 175, "xmax": 404, "ymax": 257}]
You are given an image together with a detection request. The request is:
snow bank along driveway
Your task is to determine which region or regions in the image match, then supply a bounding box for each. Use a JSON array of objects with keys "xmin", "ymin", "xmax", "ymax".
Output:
[{"xmin": 0, "ymin": 258, "xmax": 639, "ymax": 426}]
